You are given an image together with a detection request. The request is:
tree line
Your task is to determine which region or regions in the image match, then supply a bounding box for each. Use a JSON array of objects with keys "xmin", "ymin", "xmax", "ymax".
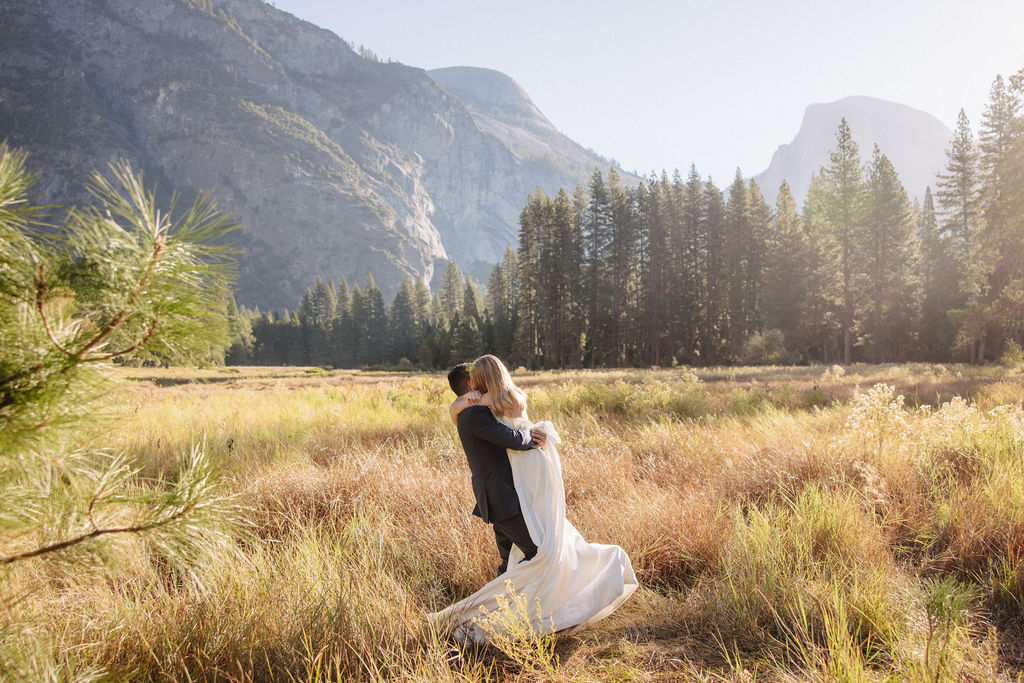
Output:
[
  {"xmin": 225, "ymin": 267, "xmax": 496, "ymax": 369},
  {"xmin": 228, "ymin": 68, "xmax": 1024, "ymax": 368}
]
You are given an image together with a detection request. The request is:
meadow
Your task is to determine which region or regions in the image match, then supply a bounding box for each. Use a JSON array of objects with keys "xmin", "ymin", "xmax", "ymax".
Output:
[{"xmin": 4, "ymin": 363, "xmax": 1024, "ymax": 681}]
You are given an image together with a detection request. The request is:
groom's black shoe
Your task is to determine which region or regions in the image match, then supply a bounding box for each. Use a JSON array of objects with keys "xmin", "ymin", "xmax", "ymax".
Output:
[{"xmin": 497, "ymin": 553, "xmax": 537, "ymax": 577}]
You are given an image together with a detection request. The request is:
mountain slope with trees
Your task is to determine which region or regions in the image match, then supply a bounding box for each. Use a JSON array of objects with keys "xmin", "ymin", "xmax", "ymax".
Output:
[
  {"xmin": 428, "ymin": 67, "xmax": 638, "ymax": 187},
  {"xmin": 236, "ymin": 67, "xmax": 1024, "ymax": 368},
  {"xmin": 0, "ymin": 0, "xmax": 632, "ymax": 310}
]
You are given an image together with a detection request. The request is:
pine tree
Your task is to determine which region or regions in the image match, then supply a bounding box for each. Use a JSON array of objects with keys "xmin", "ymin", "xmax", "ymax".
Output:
[
  {"xmin": 329, "ymin": 279, "xmax": 352, "ymax": 367},
  {"xmin": 348, "ymin": 284, "xmax": 366, "ymax": 365},
  {"xmin": 803, "ymin": 170, "xmax": 842, "ymax": 362},
  {"xmin": 534, "ymin": 189, "xmax": 561, "ymax": 367},
  {"xmin": 822, "ymin": 119, "xmax": 866, "ymax": 363},
  {"xmin": 762, "ymin": 181, "xmax": 808, "ymax": 357},
  {"xmin": 724, "ymin": 169, "xmax": 752, "ymax": 359},
  {"xmin": 462, "ymin": 277, "xmax": 483, "ymax": 324},
  {"xmin": 461, "ymin": 276, "xmax": 487, "ymax": 358},
  {"xmin": 362, "ymin": 274, "xmax": 388, "ymax": 364},
  {"xmin": 632, "ymin": 180, "xmax": 652, "ymax": 364},
  {"xmin": 642, "ymin": 172, "xmax": 671, "ymax": 364},
  {"xmin": 322, "ymin": 279, "xmax": 339, "ymax": 362},
  {"xmin": 277, "ymin": 309, "xmax": 302, "ymax": 364},
  {"xmin": 514, "ymin": 188, "xmax": 546, "ymax": 366},
  {"xmin": 862, "ymin": 146, "xmax": 920, "ymax": 361},
  {"xmin": 547, "ymin": 188, "xmax": 582, "ymax": 367},
  {"xmin": 570, "ymin": 183, "xmax": 588, "ymax": 365},
  {"xmin": 487, "ymin": 247, "xmax": 519, "ymax": 360},
  {"xmin": 581, "ymin": 169, "xmax": 614, "ymax": 366},
  {"xmin": 296, "ymin": 285, "xmax": 316, "ymax": 364},
  {"xmin": 250, "ymin": 311, "xmax": 271, "ymax": 363},
  {"xmin": 413, "ymin": 276, "xmax": 432, "ymax": 330},
  {"xmin": 451, "ymin": 313, "xmax": 484, "ymax": 362},
  {"xmin": 327, "ymin": 278, "xmax": 338, "ymax": 314},
  {"xmin": 606, "ymin": 167, "xmax": 637, "ymax": 364},
  {"xmin": 479, "ymin": 306, "xmax": 495, "ymax": 356},
  {"xmin": 388, "ymin": 276, "xmax": 419, "ymax": 363},
  {"xmin": 979, "ymin": 75, "xmax": 1020, "ymax": 252},
  {"xmin": 296, "ymin": 275, "xmax": 336, "ymax": 365},
  {"xmin": 979, "ymin": 70, "xmax": 1024, "ymax": 355},
  {"xmin": 225, "ymin": 294, "xmax": 255, "ymax": 364},
  {"xmin": 917, "ymin": 186, "xmax": 956, "ymax": 359},
  {"xmin": 702, "ymin": 178, "xmax": 728, "ymax": 364},
  {"xmin": 937, "ymin": 109, "xmax": 984, "ymax": 280},
  {"xmin": 439, "ymin": 260, "xmax": 463, "ymax": 324},
  {"xmin": 430, "ymin": 292, "xmax": 446, "ymax": 330},
  {"xmin": 678, "ymin": 166, "xmax": 706, "ymax": 364},
  {"xmin": 427, "ymin": 317, "xmax": 454, "ymax": 369},
  {"xmin": 745, "ymin": 180, "xmax": 771, "ymax": 337},
  {"xmin": 936, "ymin": 109, "xmax": 986, "ymax": 361}
]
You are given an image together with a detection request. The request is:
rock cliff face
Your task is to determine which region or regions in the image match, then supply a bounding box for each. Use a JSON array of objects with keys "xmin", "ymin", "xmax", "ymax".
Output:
[
  {"xmin": 754, "ymin": 96, "xmax": 953, "ymax": 205},
  {"xmin": 428, "ymin": 67, "xmax": 632, "ymax": 190},
  {"xmin": 0, "ymin": 0, "xmax": 625, "ymax": 309}
]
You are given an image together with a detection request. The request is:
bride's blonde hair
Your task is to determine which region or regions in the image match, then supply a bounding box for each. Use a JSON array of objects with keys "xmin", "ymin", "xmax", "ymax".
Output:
[{"xmin": 470, "ymin": 354, "xmax": 526, "ymax": 418}]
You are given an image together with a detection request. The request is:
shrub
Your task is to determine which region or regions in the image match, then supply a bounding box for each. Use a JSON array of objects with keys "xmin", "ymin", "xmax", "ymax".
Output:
[
  {"xmin": 726, "ymin": 387, "xmax": 768, "ymax": 416},
  {"xmin": 740, "ymin": 329, "xmax": 797, "ymax": 365},
  {"xmin": 534, "ymin": 376, "xmax": 709, "ymax": 421},
  {"xmin": 999, "ymin": 340, "xmax": 1024, "ymax": 368},
  {"xmin": 691, "ymin": 483, "xmax": 906, "ymax": 664}
]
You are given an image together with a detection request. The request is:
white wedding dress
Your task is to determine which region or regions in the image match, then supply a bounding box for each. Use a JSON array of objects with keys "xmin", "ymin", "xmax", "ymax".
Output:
[{"xmin": 429, "ymin": 414, "xmax": 638, "ymax": 643}]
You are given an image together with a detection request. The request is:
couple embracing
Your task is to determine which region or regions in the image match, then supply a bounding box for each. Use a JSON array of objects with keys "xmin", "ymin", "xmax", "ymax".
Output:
[{"xmin": 429, "ymin": 355, "xmax": 637, "ymax": 642}]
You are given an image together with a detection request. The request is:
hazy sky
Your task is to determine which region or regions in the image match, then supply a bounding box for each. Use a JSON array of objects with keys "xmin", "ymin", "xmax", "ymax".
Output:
[{"xmin": 270, "ymin": 0, "xmax": 1024, "ymax": 183}]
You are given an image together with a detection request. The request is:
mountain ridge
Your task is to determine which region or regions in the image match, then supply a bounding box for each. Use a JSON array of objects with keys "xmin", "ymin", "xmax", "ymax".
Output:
[
  {"xmin": 754, "ymin": 95, "xmax": 953, "ymax": 204},
  {"xmin": 0, "ymin": 0, "xmax": 631, "ymax": 309},
  {"xmin": 428, "ymin": 66, "xmax": 640, "ymax": 191}
]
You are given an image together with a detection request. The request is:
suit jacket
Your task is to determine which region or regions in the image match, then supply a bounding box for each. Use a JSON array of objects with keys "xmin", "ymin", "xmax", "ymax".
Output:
[{"xmin": 456, "ymin": 405, "xmax": 535, "ymax": 523}]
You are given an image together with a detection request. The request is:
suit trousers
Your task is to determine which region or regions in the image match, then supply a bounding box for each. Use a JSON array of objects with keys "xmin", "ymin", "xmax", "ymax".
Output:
[{"xmin": 492, "ymin": 512, "xmax": 537, "ymax": 576}]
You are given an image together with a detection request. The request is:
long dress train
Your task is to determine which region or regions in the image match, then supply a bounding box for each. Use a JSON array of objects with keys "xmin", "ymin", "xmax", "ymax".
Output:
[{"xmin": 429, "ymin": 416, "xmax": 638, "ymax": 643}]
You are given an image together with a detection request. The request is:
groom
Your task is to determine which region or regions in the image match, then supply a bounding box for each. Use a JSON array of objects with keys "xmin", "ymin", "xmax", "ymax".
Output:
[{"xmin": 448, "ymin": 363, "xmax": 545, "ymax": 576}]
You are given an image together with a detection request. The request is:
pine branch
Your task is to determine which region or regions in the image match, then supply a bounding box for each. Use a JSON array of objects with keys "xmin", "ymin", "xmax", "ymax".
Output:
[
  {"xmin": 34, "ymin": 265, "xmax": 77, "ymax": 358},
  {"xmin": 75, "ymin": 232, "xmax": 166, "ymax": 359},
  {"xmin": 101, "ymin": 313, "xmax": 160, "ymax": 359},
  {"xmin": 0, "ymin": 497, "xmax": 200, "ymax": 566}
]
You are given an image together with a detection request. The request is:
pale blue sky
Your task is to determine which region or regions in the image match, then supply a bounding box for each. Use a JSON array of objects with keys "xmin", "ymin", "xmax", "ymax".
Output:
[{"xmin": 270, "ymin": 0, "xmax": 1024, "ymax": 183}]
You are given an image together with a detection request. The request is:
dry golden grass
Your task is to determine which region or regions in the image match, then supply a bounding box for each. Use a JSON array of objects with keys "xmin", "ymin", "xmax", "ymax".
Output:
[{"xmin": 3, "ymin": 363, "xmax": 1024, "ymax": 680}]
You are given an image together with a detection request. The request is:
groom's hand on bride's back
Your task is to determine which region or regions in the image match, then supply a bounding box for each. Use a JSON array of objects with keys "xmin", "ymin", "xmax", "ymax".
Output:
[
  {"xmin": 461, "ymin": 408, "xmax": 536, "ymax": 451},
  {"xmin": 530, "ymin": 429, "xmax": 547, "ymax": 449}
]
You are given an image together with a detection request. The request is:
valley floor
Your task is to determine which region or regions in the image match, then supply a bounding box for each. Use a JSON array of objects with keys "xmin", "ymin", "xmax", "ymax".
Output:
[{"xmin": 5, "ymin": 363, "xmax": 1024, "ymax": 681}]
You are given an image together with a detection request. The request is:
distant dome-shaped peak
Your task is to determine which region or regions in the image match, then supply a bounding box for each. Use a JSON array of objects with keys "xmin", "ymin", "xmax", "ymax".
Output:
[
  {"xmin": 810, "ymin": 94, "xmax": 911, "ymax": 108},
  {"xmin": 754, "ymin": 95, "xmax": 953, "ymax": 206},
  {"xmin": 428, "ymin": 66, "xmax": 543, "ymax": 118},
  {"xmin": 802, "ymin": 96, "xmax": 949, "ymax": 129}
]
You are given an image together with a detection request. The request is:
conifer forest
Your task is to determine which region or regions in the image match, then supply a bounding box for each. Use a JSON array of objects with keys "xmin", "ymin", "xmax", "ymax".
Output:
[{"xmin": 232, "ymin": 70, "xmax": 1024, "ymax": 369}]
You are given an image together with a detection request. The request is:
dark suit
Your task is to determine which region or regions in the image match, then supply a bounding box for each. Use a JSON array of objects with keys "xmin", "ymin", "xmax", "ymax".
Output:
[{"xmin": 456, "ymin": 405, "xmax": 538, "ymax": 574}]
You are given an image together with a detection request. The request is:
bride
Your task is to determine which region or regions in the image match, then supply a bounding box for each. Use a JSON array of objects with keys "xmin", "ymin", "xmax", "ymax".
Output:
[{"xmin": 429, "ymin": 355, "xmax": 637, "ymax": 642}]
